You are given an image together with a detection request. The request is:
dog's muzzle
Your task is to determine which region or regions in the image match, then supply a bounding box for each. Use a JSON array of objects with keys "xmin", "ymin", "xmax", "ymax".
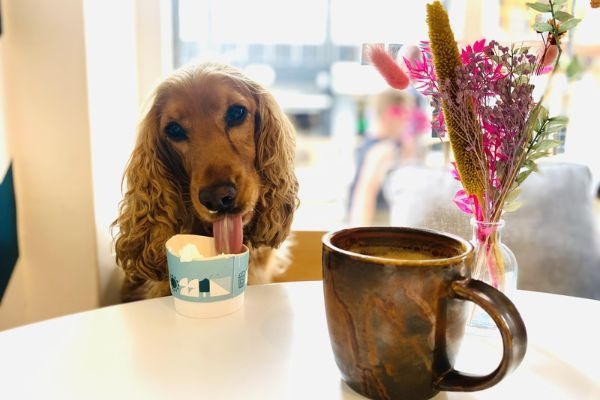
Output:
[{"xmin": 199, "ymin": 182, "xmax": 237, "ymax": 213}]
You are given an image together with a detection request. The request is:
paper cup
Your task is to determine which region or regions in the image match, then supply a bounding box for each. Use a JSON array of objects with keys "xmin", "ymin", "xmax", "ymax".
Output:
[{"xmin": 166, "ymin": 234, "xmax": 249, "ymax": 318}]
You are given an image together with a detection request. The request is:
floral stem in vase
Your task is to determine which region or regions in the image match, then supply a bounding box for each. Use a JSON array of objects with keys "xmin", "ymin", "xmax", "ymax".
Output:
[
  {"xmin": 473, "ymin": 220, "xmax": 506, "ymax": 290},
  {"xmin": 469, "ymin": 218, "xmax": 517, "ymax": 331}
]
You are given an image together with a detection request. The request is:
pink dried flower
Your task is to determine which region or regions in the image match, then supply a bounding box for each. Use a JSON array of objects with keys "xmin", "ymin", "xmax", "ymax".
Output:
[{"xmin": 366, "ymin": 45, "xmax": 410, "ymax": 90}]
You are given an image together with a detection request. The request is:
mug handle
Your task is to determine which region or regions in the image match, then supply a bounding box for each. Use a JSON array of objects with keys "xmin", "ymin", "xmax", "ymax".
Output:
[{"xmin": 436, "ymin": 279, "xmax": 528, "ymax": 392}]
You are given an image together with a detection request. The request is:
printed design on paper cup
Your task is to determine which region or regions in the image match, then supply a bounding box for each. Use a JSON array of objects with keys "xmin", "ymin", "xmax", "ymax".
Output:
[
  {"xmin": 176, "ymin": 276, "xmax": 232, "ymax": 298},
  {"xmin": 170, "ymin": 274, "xmax": 180, "ymax": 293},
  {"xmin": 166, "ymin": 248, "xmax": 249, "ymax": 303},
  {"xmin": 238, "ymin": 271, "xmax": 246, "ymax": 289}
]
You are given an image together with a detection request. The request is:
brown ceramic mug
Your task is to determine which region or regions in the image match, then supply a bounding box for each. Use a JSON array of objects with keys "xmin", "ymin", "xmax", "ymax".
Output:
[{"xmin": 322, "ymin": 227, "xmax": 527, "ymax": 400}]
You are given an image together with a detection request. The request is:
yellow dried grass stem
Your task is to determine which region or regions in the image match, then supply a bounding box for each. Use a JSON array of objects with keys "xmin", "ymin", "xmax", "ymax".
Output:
[{"xmin": 426, "ymin": 1, "xmax": 485, "ymax": 201}]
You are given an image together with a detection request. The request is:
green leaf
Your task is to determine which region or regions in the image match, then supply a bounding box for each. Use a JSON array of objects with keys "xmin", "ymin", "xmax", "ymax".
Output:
[
  {"xmin": 543, "ymin": 116, "xmax": 567, "ymax": 132},
  {"xmin": 552, "ymin": 0, "xmax": 568, "ymax": 6},
  {"xmin": 505, "ymin": 187, "xmax": 522, "ymax": 203},
  {"xmin": 503, "ymin": 187, "xmax": 523, "ymax": 213},
  {"xmin": 543, "ymin": 116, "xmax": 568, "ymax": 134},
  {"xmin": 543, "ymin": 124, "xmax": 565, "ymax": 134},
  {"xmin": 527, "ymin": 151, "xmax": 551, "ymax": 161},
  {"xmin": 523, "ymin": 159, "xmax": 539, "ymax": 173},
  {"xmin": 527, "ymin": 2, "xmax": 552, "ymax": 12},
  {"xmin": 515, "ymin": 74, "xmax": 531, "ymax": 85},
  {"xmin": 533, "ymin": 106, "xmax": 550, "ymax": 131},
  {"xmin": 515, "ymin": 43, "xmax": 534, "ymax": 54},
  {"xmin": 539, "ymin": 139, "xmax": 562, "ymax": 150},
  {"xmin": 528, "ymin": 151, "xmax": 551, "ymax": 160},
  {"xmin": 558, "ymin": 18, "xmax": 581, "ymax": 33},
  {"xmin": 516, "ymin": 169, "xmax": 535, "ymax": 185},
  {"xmin": 566, "ymin": 55, "xmax": 586, "ymax": 81},
  {"xmin": 532, "ymin": 22, "xmax": 554, "ymax": 33},
  {"xmin": 553, "ymin": 11, "xmax": 573, "ymax": 22},
  {"xmin": 503, "ymin": 199, "xmax": 523, "ymax": 213},
  {"xmin": 548, "ymin": 115, "xmax": 569, "ymax": 124}
]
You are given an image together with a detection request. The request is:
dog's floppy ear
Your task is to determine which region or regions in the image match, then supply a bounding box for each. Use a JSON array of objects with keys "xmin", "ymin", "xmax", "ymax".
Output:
[
  {"xmin": 112, "ymin": 98, "xmax": 190, "ymax": 284},
  {"xmin": 250, "ymin": 90, "xmax": 300, "ymax": 247}
]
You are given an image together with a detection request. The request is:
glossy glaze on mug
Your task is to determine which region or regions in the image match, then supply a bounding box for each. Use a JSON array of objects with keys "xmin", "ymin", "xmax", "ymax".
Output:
[{"xmin": 323, "ymin": 227, "xmax": 473, "ymax": 400}]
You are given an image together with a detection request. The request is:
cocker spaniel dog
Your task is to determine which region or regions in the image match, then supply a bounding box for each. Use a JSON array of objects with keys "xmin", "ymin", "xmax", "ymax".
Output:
[{"xmin": 112, "ymin": 62, "xmax": 299, "ymax": 302}]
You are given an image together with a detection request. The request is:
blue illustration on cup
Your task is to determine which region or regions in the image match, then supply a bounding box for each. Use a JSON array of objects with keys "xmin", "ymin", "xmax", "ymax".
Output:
[{"xmin": 166, "ymin": 235, "xmax": 249, "ymax": 303}]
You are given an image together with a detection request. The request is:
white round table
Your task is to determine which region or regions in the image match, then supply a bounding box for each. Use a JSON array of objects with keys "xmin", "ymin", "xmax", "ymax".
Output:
[{"xmin": 0, "ymin": 281, "xmax": 598, "ymax": 399}]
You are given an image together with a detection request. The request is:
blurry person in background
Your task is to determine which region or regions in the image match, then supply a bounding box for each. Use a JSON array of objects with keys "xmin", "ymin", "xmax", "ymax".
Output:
[{"xmin": 348, "ymin": 88, "xmax": 428, "ymax": 226}]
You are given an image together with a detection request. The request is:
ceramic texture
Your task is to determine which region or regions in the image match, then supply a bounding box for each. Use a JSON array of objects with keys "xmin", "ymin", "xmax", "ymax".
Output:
[{"xmin": 322, "ymin": 227, "xmax": 527, "ymax": 400}]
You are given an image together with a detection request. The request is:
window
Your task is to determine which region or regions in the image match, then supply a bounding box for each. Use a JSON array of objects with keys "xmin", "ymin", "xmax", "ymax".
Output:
[{"xmin": 169, "ymin": 0, "xmax": 600, "ymax": 230}]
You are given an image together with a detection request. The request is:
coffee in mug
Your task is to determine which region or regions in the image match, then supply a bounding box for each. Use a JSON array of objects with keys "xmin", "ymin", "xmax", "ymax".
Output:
[{"xmin": 322, "ymin": 226, "xmax": 527, "ymax": 400}]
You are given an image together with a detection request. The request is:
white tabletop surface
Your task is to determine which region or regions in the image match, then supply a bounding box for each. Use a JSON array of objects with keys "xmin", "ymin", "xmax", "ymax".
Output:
[{"xmin": 0, "ymin": 281, "xmax": 599, "ymax": 400}]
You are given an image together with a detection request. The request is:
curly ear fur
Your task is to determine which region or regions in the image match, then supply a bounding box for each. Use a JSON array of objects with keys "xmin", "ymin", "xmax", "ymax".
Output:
[
  {"xmin": 112, "ymin": 98, "xmax": 193, "ymax": 284},
  {"xmin": 249, "ymin": 89, "xmax": 300, "ymax": 248}
]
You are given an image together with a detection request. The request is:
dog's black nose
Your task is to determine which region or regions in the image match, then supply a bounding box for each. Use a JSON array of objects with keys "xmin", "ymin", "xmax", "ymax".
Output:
[{"xmin": 199, "ymin": 183, "xmax": 237, "ymax": 212}]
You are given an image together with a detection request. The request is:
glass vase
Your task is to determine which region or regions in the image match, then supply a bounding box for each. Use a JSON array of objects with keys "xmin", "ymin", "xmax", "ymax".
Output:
[{"xmin": 467, "ymin": 218, "xmax": 518, "ymax": 332}]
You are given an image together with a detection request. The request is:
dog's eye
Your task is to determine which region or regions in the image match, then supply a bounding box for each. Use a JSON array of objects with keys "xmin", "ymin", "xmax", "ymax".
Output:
[
  {"xmin": 164, "ymin": 121, "xmax": 188, "ymax": 142},
  {"xmin": 225, "ymin": 105, "xmax": 247, "ymax": 127}
]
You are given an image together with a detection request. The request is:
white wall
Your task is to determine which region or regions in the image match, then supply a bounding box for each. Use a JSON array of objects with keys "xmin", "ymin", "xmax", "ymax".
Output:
[
  {"xmin": 0, "ymin": 0, "xmax": 170, "ymax": 329},
  {"xmin": 0, "ymin": 0, "xmax": 99, "ymax": 329},
  {"xmin": 84, "ymin": 0, "xmax": 172, "ymax": 307},
  {"xmin": 83, "ymin": 0, "xmax": 138, "ymax": 307}
]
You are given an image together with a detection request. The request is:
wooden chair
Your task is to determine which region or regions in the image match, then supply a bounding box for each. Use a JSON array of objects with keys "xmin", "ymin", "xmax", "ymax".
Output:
[{"xmin": 274, "ymin": 230, "xmax": 327, "ymax": 282}]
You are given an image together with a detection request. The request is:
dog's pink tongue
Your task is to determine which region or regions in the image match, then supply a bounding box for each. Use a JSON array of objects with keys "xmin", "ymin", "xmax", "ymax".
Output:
[{"xmin": 213, "ymin": 214, "xmax": 243, "ymax": 254}]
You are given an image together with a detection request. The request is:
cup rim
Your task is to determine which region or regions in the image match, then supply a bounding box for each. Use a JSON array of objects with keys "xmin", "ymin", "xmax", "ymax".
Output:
[
  {"xmin": 322, "ymin": 226, "xmax": 473, "ymax": 266},
  {"xmin": 166, "ymin": 233, "xmax": 249, "ymax": 259}
]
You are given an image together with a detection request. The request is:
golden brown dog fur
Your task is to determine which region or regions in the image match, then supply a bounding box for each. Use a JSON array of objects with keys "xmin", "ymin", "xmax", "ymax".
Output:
[{"xmin": 112, "ymin": 62, "xmax": 299, "ymax": 302}]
